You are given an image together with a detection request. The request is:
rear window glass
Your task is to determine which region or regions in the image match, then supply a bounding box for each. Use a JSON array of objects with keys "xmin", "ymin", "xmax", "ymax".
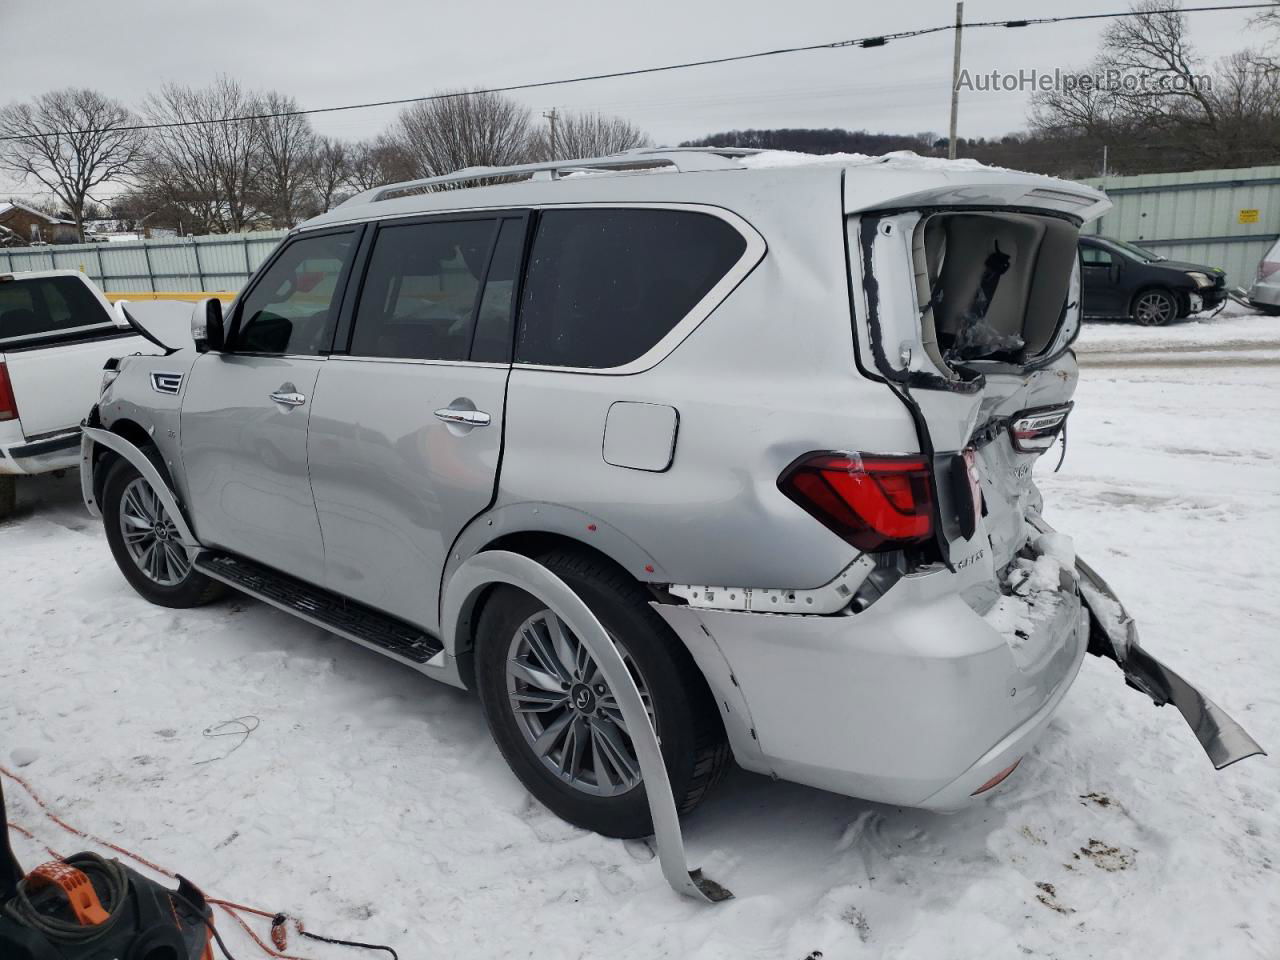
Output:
[
  {"xmin": 0, "ymin": 275, "xmax": 111, "ymax": 344},
  {"xmin": 514, "ymin": 208, "xmax": 747, "ymax": 369}
]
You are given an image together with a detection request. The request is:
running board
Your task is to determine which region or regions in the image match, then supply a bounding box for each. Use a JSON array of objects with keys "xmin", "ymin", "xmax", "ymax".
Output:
[{"xmin": 194, "ymin": 552, "xmax": 444, "ymax": 666}]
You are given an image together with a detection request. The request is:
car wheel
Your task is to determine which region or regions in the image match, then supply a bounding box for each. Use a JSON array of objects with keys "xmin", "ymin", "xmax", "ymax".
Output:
[
  {"xmin": 1132, "ymin": 288, "xmax": 1177, "ymax": 326},
  {"xmin": 0, "ymin": 475, "xmax": 14, "ymax": 521},
  {"xmin": 101, "ymin": 455, "xmax": 224, "ymax": 608},
  {"xmin": 474, "ymin": 550, "xmax": 729, "ymax": 839},
  {"xmin": 1253, "ymin": 303, "xmax": 1280, "ymax": 317}
]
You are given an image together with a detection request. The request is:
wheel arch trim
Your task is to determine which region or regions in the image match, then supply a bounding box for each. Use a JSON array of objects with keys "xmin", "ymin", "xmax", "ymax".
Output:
[
  {"xmin": 440, "ymin": 549, "xmax": 731, "ymax": 903},
  {"xmin": 80, "ymin": 425, "xmax": 200, "ymax": 553}
]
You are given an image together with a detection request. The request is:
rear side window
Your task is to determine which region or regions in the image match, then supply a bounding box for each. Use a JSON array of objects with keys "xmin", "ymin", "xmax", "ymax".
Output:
[
  {"xmin": 0, "ymin": 276, "xmax": 111, "ymax": 346},
  {"xmin": 515, "ymin": 208, "xmax": 747, "ymax": 369},
  {"xmin": 350, "ymin": 218, "xmax": 498, "ymax": 362},
  {"xmin": 233, "ymin": 231, "xmax": 355, "ymax": 355}
]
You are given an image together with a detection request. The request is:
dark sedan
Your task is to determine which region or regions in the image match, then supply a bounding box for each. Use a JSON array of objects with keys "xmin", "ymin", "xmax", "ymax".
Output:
[{"xmin": 1079, "ymin": 235, "xmax": 1227, "ymax": 325}]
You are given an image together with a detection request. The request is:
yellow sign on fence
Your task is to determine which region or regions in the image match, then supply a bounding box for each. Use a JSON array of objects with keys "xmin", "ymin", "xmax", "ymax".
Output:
[{"xmin": 1238, "ymin": 208, "xmax": 1260, "ymax": 224}]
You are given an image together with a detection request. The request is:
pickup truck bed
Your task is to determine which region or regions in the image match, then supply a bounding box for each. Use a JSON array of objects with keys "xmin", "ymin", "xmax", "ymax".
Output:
[{"xmin": 0, "ymin": 270, "xmax": 150, "ymax": 517}]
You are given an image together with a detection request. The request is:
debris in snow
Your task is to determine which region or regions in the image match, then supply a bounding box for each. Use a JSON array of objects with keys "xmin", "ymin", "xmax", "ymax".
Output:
[
  {"xmin": 194, "ymin": 715, "xmax": 260, "ymax": 765},
  {"xmin": 1079, "ymin": 839, "xmax": 1136, "ymax": 872},
  {"xmin": 841, "ymin": 906, "xmax": 872, "ymax": 942},
  {"xmin": 9, "ymin": 747, "xmax": 39, "ymax": 768},
  {"xmin": 1079, "ymin": 792, "xmax": 1118, "ymax": 810},
  {"xmin": 1035, "ymin": 881, "xmax": 1075, "ymax": 915}
]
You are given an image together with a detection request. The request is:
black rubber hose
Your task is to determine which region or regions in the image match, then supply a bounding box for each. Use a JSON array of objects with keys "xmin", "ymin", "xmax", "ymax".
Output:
[{"xmin": 1, "ymin": 852, "xmax": 128, "ymax": 943}]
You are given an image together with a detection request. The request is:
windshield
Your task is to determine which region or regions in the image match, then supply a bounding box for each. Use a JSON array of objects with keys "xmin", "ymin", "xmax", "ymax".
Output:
[{"xmin": 1108, "ymin": 238, "xmax": 1166, "ymax": 262}]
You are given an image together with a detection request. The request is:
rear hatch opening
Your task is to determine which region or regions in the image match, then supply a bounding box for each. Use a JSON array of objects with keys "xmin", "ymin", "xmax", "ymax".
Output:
[{"xmin": 914, "ymin": 211, "xmax": 1081, "ymax": 374}]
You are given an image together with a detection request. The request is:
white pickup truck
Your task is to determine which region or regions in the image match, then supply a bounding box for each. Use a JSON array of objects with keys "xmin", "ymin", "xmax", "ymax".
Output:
[{"xmin": 0, "ymin": 270, "xmax": 159, "ymax": 518}]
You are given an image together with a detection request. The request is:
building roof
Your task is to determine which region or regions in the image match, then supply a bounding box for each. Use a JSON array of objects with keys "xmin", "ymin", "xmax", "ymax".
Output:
[{"xmin": 0, "ymin": 201, "xmax": 76, "ymax": 225}]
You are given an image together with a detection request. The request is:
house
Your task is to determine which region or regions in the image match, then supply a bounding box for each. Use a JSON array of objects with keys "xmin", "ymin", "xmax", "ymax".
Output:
[{"xmin": 0, "ymin": 201, "xmax": 79, "ymax": 246}]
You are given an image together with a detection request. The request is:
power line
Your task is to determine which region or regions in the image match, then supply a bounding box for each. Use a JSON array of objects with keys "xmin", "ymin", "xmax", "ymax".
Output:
[{"xmin": 0, "ymin": 4, "xmax": 1271, "ymax": 144}]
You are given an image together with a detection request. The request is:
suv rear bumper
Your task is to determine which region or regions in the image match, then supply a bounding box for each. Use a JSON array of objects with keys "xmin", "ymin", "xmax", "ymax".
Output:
[{"xmin": 654, "ymin": 559, "xmax": 1088, "ymax": 810}]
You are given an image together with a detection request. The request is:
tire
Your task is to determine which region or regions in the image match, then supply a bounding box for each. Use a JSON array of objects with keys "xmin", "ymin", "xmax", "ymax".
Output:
[
  {"xmin": 101, "ymin": 454, "xmax": 224, "ymax": 608},
  {"xmin": 1254, "ymin": 302, "xmax": 1280, "ymax": 317},
  {"xmin": 0, "ymin": 475, "xmax": 14, "ymax": 521},
  {"xmin": 1132, "ymin": 288, "xmax": 1177, "ymax": 326},
  {"xmin": 474, "ymin": 549, "xmax": 729, "ymax": 839}
]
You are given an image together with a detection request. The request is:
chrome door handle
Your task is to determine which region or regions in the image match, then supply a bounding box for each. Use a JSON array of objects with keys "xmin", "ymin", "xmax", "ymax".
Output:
[
  {"xmin": 269, "ymin": 391, "xmax": 306, "ymax": 407},
  {"xmin": 433, "ymin": 407, "xmax": 491, "ymax": 427}
]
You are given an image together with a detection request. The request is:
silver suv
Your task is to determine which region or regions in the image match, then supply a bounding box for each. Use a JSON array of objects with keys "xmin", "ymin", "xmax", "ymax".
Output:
[{"xmin": 81, "ymin": 149, "xmax": 1261, "ymax": 842}]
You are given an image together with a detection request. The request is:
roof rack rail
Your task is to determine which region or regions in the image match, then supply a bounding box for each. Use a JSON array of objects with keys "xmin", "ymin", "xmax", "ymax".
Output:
[{"xmin": 340, "ymin": 147, "xmax": 763, "ymax": 207}]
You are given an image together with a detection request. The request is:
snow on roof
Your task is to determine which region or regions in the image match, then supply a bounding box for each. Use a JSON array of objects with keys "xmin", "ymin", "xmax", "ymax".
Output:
[
  {"xmin": 738, "ymin": 148, "xmax": 998, "ymax": 173},
  {"xmin": 0, "ymin": 200, "xmax": 76, "ymax": 224}
]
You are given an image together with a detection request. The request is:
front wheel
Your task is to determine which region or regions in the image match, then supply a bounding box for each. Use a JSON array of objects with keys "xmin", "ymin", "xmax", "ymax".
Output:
[
  {"xmin": 474, "ymin": 551, "xmax": 729, "ymax": 838},
  {"xmin": 101, "ymin": 456, "xmax": 223, "ymax": 608},
  {"xmin": 1132, "ymin": 288, "xmax": 1177, "ymax": 326}
]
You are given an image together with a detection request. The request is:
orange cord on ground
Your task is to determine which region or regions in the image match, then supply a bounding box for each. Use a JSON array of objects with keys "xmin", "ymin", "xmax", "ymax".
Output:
[{"xmin": 1, "ymin": 764, "xmax": 315, "ymax": 960}]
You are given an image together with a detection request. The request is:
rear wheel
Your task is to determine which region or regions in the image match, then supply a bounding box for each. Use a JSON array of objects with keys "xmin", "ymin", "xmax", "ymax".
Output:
[
  {"xmin": 1132, "ymin": 288, "xmax": 1177, "ymax": 326},
  {"xmin": 1253, "ymin": 302, "xmax": 1280, "ymax": 317},
  {"xmin": 475, "ymin": 550, "xmax": 729, "ymax": 838},
  {"xmin": 101, "ymin": 456, "xmax": 223, "ymax": 608}
]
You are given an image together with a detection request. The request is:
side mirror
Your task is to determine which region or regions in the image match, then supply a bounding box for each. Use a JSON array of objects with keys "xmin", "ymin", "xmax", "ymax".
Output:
[{"xmin": 192, "ymin": 298, "xmax": 225, "ymax": 353}]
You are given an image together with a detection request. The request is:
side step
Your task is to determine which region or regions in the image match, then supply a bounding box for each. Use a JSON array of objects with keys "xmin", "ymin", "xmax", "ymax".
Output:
[{"xmin": 194, "ymin": 551, "xmax": 444, "ymax": 665}]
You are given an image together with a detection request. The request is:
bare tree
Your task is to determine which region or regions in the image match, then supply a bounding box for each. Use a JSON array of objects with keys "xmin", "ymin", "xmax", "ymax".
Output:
[
  {"xmin": 1031, "ymin": 0, "xmax": 1280, "ymax": 171},
  {"xmin": 140, "ymin": 76, "xmax": 266, "ymax": 234},
  {"xmin": 347, "ymin": 136, "xmax": 415, "ymax": 191},
  {"xmin": 531, "ymin": 110, "xmax": 650, "ymax": 160},
  {"xmin": 310, "ymin": 135, "xmax": 352, "ymax": 211},
  {"xmin": 254, "ymin": 91, "xmax": 318, "ymax": 227},
  {"xmin": 0, "ymin": 89, "xmax": 143, "ymax": 239},
  {"xmin": 394, "ymin": 90, "xmax": 533, "ymax": 182}
]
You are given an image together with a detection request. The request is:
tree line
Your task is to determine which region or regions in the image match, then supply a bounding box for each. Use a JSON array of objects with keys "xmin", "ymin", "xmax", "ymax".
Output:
[
  {"xmin": 0, "ymin": 82, "xmax": 648, "ymax": 239},
  {"xmin": 690, "ymin": 2, "xmax": 1280, "ymax": 179}
]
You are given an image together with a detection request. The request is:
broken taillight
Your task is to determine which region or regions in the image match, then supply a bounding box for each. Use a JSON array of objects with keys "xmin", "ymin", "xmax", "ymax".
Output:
[
  {"xmin": 0, "ymin": 362, "xmax": 17, "ymax": 422},
  {"xmin": 1008, "ymin": 403, "xmax": 1072, "ymax": 454},
  {"xmin": 778, "ymin": 452, "xmax": 935, "ymax": 552}
]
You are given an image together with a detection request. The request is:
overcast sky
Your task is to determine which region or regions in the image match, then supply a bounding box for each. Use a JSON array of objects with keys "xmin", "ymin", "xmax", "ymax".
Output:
[{"xmin": 0, "ymin": 0, "xmax": 1261, "ymax": 202}]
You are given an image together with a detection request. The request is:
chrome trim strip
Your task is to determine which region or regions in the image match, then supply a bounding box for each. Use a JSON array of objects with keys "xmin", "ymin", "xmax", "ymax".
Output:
[{"xmin": 442, "ymin": 550, "xmax": 732, "ymax": 903}]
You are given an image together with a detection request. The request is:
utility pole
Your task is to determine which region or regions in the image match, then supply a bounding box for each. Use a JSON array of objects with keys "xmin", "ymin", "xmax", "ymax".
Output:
[
  {"xmin": 1101, "ymin": 144, "xmax": 1108, "ymax": 177},
  {"xmin": 543, "ymin": 108, "xmax": 559, "ymax": 160},
  {"xmin": 948, "ymin": 1, "xmax": 964, "ymax": 160}
]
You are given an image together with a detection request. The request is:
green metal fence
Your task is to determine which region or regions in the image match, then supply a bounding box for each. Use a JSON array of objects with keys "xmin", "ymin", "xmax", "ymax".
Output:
[
  {"xmin": 1080, "ymin": 164, "xmax": 1280, "ymax": 289},
  {"xmin": 0, "ymin": 230, "xmax": 288, "ymax": 294}
]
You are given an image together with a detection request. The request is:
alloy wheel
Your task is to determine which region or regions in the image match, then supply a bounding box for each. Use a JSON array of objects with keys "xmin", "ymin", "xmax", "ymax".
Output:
[
  {"xmin": 1135, "ymin": 291, "xmax": 1174, "ymax": 326},
  {"xmin": 118, "ymin": 477, "xmax": 191, "ymax": 586},
  {"xmin": 505, "ymin": 609, "xmax": 654, "ymax": 797}
]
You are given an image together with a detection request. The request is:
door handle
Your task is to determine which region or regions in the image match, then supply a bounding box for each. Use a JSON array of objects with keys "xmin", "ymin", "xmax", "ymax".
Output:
[
  {"xmin": 269, "ymin": 390, "xmax": 307, "ymax": 407},
  {"xmin": 434, "ymin": 407, "xmax": 491, "ymax": 427}
]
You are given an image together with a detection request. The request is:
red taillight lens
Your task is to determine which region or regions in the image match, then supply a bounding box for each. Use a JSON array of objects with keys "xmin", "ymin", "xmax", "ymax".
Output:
[
  {"xmin": 0, "ymin": 362, "xmax": 17, "ymax": 422},
  {"xmin": 1260, "ymin": 260, "xmax": 1280, "ymax": 282},
  {"xmin": 778, "ymin": 452, "xmax": 935, "ymax": 552}
]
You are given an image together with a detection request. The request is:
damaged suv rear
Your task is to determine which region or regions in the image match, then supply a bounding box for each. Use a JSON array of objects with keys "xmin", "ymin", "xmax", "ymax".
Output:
[{"xmin": 82, "ymin": 150, "xmax": 1262, "ymax": 858}]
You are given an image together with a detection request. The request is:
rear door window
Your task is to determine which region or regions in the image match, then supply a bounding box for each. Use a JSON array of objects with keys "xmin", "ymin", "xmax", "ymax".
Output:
[
  {"xmin": 514, "ymin": 208, "xmax": 748, "ymax": 369},
  {"xmin": 232, "ymin": 231, "xmax": 356, "ymax": 355},
  {"xmin": 0, "ymin": 275, "xmax": 112, "ymax": 347},
  {"xmin": 349, "ymin": 218, "xmax": 498, "ymax": 362}
]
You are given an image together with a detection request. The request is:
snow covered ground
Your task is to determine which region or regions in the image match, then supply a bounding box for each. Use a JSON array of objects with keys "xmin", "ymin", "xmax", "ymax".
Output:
[{"xmin": 2, "ymin": 309, "xmax": 1277, "ymax": 959}]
